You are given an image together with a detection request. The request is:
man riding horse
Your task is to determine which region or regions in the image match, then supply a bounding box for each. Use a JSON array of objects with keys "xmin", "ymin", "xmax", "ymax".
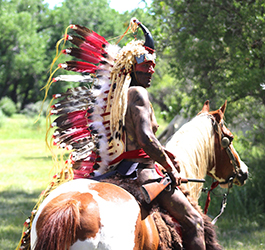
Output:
[
  {"xmin": 103, "ymin": 18, "xmax": 206, "ymax": 250},
  {"xmin": 17, "ymin": 18, "xmax": 207, "ymax": 250}
]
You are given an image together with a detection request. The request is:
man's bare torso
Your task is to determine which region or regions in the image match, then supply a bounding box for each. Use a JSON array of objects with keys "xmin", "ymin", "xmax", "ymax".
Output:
[{"xmin": 125, "ymin": 86, "xmax": 159, "ymax": 165}]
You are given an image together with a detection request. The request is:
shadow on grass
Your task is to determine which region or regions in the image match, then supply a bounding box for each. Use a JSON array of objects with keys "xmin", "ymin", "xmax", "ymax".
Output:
[
  {"xmin": 0, "ymin": 189, "xmax": 43, "ymax": 250},
  {"xmin": 22, "ymin": 155, "xmax": 53, "ymax": 161},
  {"xmin": 23, "ymin": 153, "xmax": 70, "ymax": 162}
]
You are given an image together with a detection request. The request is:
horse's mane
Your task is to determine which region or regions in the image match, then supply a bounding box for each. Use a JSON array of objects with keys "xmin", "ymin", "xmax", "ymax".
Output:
[{"xmin": 166, "ymin": 113, "xmax": 215, "ymax": 200}]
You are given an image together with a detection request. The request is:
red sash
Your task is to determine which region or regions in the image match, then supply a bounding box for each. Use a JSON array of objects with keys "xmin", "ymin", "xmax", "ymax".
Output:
[
  {"xmin": 110, "ymin": 148, "xmax": 164, "ymax": 177},
  {"xmin": 109, "ymin": 148, "xmax": 150, "ymax": 165}
]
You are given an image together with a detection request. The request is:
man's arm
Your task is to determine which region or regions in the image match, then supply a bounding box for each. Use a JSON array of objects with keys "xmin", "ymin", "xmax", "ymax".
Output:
[{"xmin": 128, "ymin": 87, "xmax": 179, "ymax": 177}]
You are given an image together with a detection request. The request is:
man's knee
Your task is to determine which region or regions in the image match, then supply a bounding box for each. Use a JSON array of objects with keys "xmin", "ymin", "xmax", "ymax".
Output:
[
  {"xmin": 184, "ymin": 211, "xmax": 204, "ymax": 235},
  {"xmin": 194, "ymin": 213, "xmax": 204, "ymax": 234},
  {"xmin": 183, "ymin": 213, "xmax": 206, "ymax": 250}
]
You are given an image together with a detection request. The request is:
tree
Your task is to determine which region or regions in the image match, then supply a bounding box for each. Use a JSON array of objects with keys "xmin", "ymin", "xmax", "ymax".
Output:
[
  {"xmin": 0, "ymin": 0, "xmax": 52, "ymax": 109},
  {"xmin": 0, "ymin": 0, "xmax": 149, "ymax": 110},
  {"xmin": 31, "ymin": 0, "xmax": 145, "ymax": 100},
  {"xmin": 151, "ymin": 0, "xmax": 264, "ymax": 121},
  {"xmin": 150, "ymin": 0, "xmax": 265, "ymax": 218}
]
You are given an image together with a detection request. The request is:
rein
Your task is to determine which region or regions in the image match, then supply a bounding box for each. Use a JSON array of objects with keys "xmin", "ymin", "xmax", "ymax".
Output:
[
  {"xmin": 203, "ymin": 178, "xmax": 233, "ymax": 225},
  {"xmin": 202, "ymin": 116, "xmax": 240, "ymax": 223},
  {"xmin": 203, "ymin": 181, "xmax": 219, "ymax": 214}
]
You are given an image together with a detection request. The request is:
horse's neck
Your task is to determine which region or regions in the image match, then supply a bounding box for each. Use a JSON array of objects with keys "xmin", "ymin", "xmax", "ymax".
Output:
[{"xmin": 166, "ymin": 115, "xmax": 215, "ymax": 200}]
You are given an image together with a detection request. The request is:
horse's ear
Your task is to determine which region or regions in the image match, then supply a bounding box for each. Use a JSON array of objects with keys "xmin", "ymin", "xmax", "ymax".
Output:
[
  {"xmin": 200, "ymin": 100, "xmax": 210, "ymax": 113},
  {"xmin": 212, "ymin": 100, "xmax": 227, "ymax": 123},
  {"xmin": 220, "ymin": 100, "xmax": 227, "ymax": 115}
]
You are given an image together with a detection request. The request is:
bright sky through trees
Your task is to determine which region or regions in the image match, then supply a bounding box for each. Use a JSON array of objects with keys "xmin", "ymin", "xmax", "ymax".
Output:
[{"xmin": 43, "ymin": 0, "xmax": 152, "ymax": 13}]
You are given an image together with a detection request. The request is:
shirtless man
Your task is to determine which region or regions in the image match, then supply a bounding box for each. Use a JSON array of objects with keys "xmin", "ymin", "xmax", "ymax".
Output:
[{"xmin": 124, "ymin": 59, "xmax": 206, "ymax": 250}]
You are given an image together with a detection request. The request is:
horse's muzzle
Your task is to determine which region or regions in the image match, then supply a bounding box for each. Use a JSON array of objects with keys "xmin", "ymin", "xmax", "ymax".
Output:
[
  {"xmin": 233, "ymin": 162, "xmax": 249, "ymax": 186},
  {"xmin": 234, "ymin": 170, "xmax": 248, "ymax": 186}
]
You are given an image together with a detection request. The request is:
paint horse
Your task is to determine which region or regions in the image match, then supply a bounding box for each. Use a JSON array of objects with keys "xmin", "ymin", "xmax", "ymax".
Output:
[{"xmin": 30, "ymin": 101, "xmax": 248, "ymax": 250}]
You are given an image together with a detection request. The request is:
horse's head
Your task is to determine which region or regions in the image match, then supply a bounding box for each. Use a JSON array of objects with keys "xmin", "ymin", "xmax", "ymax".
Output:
[{"xmin": 200, "ymin": 100, "xmax": 249, "ymax": 188}]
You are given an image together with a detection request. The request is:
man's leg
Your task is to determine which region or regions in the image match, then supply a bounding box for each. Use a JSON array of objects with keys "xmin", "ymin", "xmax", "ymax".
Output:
[{"xmin": 157, "ymin": 187, "xmax": 206, "ymax": 250}]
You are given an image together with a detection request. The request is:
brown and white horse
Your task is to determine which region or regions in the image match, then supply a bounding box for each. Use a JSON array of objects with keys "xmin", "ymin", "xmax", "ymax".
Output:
[{"xmin": 30, "ymin": 101, "xmax": 248, "ymax": 250}]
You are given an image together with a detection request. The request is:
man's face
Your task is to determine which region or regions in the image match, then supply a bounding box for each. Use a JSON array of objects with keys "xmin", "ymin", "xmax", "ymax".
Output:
[{"xmin": 134, "ymin": 61, "xmax": 156, "ymax": 88}]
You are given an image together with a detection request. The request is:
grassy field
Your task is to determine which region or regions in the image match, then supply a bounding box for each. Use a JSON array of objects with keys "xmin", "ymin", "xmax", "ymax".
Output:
[
  {"xmin": 0, "ymin": 115, "xmax": 53, "ymax": 250},
  {"xmin": 0, "ymin": 115, "xmax": 264, "ymax": 250}
]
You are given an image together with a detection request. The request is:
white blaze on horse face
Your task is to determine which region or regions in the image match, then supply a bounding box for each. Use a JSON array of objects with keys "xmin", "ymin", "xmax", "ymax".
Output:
[
  {"xmin": 31, "ymin": 179, "xmax": 140, "ymax": 250},
  {"xmin": 239, "ymin": 160, "xmax": 248, "ymax": 174},
  {"xmin": 231, "ymin": 144, "xmax": 248, "ymax": 174}
]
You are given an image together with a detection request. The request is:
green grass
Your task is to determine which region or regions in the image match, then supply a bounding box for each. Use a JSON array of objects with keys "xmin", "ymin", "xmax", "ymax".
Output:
[
  {"xmin": 0, "ymin": 115, "xmax": 264, "ymax": 250},
  {"xmin": 216, "ymin": 219, "xmax": 265, "ymax": 249},
  {"xmin": 0, "ymin": 115, "xmax": 53, "ymax": 250}
]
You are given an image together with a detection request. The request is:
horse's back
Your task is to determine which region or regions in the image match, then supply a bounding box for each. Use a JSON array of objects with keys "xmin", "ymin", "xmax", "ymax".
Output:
[{"xmin": 31, "ymin": 179, "xmax": 142, "ymax": 250}]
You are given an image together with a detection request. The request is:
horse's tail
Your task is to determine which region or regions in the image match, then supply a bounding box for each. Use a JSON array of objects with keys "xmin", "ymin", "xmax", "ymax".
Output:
[{"xmin": 33, "ymin": 196, "xmax": 81, "ymax": 250}]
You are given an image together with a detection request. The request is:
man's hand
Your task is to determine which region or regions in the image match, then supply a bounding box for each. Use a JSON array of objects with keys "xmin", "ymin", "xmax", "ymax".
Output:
[{"xmin": 168, "ymin": 168, "xmax": 181, "ymax": 187}]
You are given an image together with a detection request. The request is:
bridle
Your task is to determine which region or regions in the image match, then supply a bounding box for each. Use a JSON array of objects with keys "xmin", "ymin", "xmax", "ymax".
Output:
[
  {"xmin": 212, "ymin": 116, "xmax": 240, "ymax": 185},
  {"xmin": 203, "ymin": 115, "xmax": 241, "ymax": 223}
]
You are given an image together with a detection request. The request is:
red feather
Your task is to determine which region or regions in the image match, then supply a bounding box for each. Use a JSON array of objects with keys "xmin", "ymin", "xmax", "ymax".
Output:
[
  {"xmin": 58, "ymin": 128, "xmax": 91, "ymax": 145},
  {"xmin": 52, "ymin": 110, "xmax": 90, "ymax": 128},
  {"xmin": 67, "ymin": 35, "xmax": 104, "ymax": 57},
  {"xmin": 62, "ymin": 48, "xmax": 102, "ymax": 65},
  {"xmin": 59, "ymin": 61, "xmax": 98, "ymax": 73},
  {"xmin": 70, "ymin": 24, "xmax": 108, "ymax": 50}
]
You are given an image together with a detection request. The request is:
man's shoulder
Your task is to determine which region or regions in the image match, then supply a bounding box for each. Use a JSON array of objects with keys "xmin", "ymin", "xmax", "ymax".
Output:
[
  {"xmin": 128, "ymin": 86, "xmax": 149, "ymax": 106},
  {"xmin": 128, "ymin": 86, "xmax": 148, "ymax": 96}
]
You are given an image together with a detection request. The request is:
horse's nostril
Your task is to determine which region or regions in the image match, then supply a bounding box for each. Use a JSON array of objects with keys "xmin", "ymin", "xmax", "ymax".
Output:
[
  {"xmin": 236, "ymin": 171, "xmax": 248, "ymax": 185},
  {"xmin": 240, "ymin": 170, "xmax": 248, "ymax": 179},
  {"xmin": 243, "ymin": 172, "xmax": 249, "ymax": 181}
]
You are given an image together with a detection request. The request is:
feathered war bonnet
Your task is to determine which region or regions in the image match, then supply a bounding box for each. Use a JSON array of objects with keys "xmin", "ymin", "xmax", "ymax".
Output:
[
  {"xmin": 106, "ymin": 18, "xmax": 156, "ymax": 164},
  {"xmin": 16, "ymin": 19, "xmax": 156, "ymax": 250},
  {"xmin": 45, "ymin": 18, "xmax": 155, "ymax": 178}
]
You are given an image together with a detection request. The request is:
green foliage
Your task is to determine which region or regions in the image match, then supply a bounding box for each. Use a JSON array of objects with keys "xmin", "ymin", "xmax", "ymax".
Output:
[
  {"xmin": 0, "ymin": 0, "xmax": 50, "ymax": 109},
  {"xmin": 0, "ymin": 97, "xmax": 17, "ymax": 117},
  {"xmin": 0, "ymin": 0, "xmax": 138, "ymax": 111},
  {"xmin": 151, "ymin": 0, "xmax": 265, "ymax": 118},
  {"xmin": 0, "ymin": 114, "xmax": 46, "ymax": 140},
  {"xmin": 217, "ymin": 218, "xmax": 265, "ymax": 249},
  {"xmin": 21, "ymin": 100, "xmax": 51, "ymax": 117},
  {"xmin": 150, "ymin": 0, "xmax": 265, "ymax": 223},
  {"xmin": 0, "ymin": 109, "xmax": 6, "ymax": 128},
  {"xmin": 149, "ymin": 57, "xmax": 187, "ymax": 121},
  {"xmin": 0, "ymin": 115, "xmax": 52, "ymax": 250}
]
